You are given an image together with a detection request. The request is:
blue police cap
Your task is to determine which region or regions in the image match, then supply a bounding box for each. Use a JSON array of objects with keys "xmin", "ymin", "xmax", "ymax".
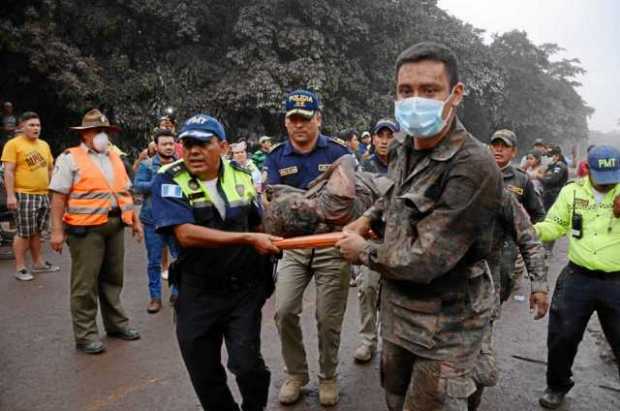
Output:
[
  {"xmin": 588, "ymin": 145, "xmax": 620, "ymax": 185},
  {"xmin": 178, "ymin": 114, "xmax": 227, "ymax": 142},
  {"xmin": 373, "ymin": 119, "xmax": 400, "ymax": 135},
  {"xmin": 285, "ymin": 89, "xmax": 320, "ymax": 119}
]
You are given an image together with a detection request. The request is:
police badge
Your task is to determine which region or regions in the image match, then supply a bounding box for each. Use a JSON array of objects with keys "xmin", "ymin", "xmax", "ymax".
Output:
[
  {"xmin": 236, "ymin": 184, "xmax": 245, "ymax": 197},
  {"xmin": 188, "ymin": 180, "xmax": 200, "ymax": 191}
]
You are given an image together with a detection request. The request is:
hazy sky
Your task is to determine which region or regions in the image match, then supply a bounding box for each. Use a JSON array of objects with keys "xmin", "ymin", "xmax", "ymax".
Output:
[{"xmin": 438, "ymin": 0, "xmax": 619, "ymax": 132}]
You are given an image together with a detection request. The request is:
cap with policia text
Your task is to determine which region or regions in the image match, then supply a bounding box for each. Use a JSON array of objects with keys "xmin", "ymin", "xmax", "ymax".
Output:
[
  {"xmin": 178, "ymin": 114, "xmax": 227, "ymax": 142},
  {"xmin": 588, "ymin": 145, "xmax": 620, "ymax": 185},
  {"xmin": 284, "ymin": 89, "xmax": 320, "ymax": 119}
]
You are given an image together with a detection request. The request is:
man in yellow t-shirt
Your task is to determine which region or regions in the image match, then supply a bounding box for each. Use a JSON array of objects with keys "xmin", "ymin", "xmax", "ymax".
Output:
[{"xmin": 1, "ymin": 111, "xmax": 59, "ymax": 281}]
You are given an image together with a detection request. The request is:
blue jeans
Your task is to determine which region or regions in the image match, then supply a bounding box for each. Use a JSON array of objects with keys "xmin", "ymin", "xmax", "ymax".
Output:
[{"xmin": 144, "ymin": 223, "xmax": 179, "ymax": 299}]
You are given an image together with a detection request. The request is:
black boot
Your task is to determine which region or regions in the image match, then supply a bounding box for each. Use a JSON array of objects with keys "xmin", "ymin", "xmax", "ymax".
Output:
[
  {"xmin": 468, "ymin": 386, "xmax": 484, "ymax": 411},
  {"xmin": 539, "ymin": 389, "xmax": 566, "ymax": 409}
]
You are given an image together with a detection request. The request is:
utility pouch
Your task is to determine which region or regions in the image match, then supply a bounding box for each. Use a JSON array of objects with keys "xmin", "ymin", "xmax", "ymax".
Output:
[{"xmin": 168, "ymin": 256, "xmax": 185, "ymax": 288}]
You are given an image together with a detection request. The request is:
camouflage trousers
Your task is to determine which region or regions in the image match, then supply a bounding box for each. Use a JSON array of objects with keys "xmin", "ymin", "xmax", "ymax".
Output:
[
  {"xmin": 468, "ymin": 322, "xmax": 498, "ymax": 410},
  {"xmin": 274, "ymin": 247, "xmax": 350, "ymax": 379},
  {"xmin": 381, "ymin": 340, "xmax": 477, "ymax": 411},
  {"xmin": 357, "ymin": 265, "xmax": 381, "ymax": 349}
]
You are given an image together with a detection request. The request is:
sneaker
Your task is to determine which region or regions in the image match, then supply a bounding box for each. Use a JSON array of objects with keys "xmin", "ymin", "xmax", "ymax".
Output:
[
  {"xmin": 319, "ymin": 378, "xmax": 339, "ymax": 406},
  {"xmin": 539, "ymin": 389, "xmax": 566, "ymax": 409},
  {"xmin": 353, "ymin": 344, "xmax": 374, "ymax": 363},
  {"xmin": 31, "ymin": 261, "xmax": 60, "ymax": 273},
  {"xmin": 14, "ymin": 268, "xmax": 33, "ymax": 281},
  {"xmin": 161, "ymin": 270, "xmax": 169, "ymax": 280},
  {"xmin": 278, "ymin": 374, "xmax": 309, "ymax": 405}
]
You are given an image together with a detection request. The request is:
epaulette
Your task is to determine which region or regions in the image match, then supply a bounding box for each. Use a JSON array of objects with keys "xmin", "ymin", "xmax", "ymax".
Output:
[
  {"xmin": 159, "ymin": 159, "xmax": 186, "ymax": 176},
  {"xmin": 329, "ymin": 137, "xmax": 348, "ymax": 147},
  {"xmin": 229, "ymin": 160, "xmax": 252, "ymax": 176},
  {"xmin": 269, "ymin": 142, "xmax": 285, "ymax": 152}
]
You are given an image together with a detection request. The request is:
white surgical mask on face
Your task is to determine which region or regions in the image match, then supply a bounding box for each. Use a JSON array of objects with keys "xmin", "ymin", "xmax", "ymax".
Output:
[{"xmin": 93, "ymin": 132, "xmax": 109, "ymax": 152}]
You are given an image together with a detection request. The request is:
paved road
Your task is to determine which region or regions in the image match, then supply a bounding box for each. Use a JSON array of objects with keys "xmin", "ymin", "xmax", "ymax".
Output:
[{"xmin": 0, "ymin": 235, "xmax": 618, "ymax": 411}]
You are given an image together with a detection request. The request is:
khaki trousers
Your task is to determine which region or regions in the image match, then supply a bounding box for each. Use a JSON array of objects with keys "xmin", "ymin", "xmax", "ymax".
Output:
[
  {"xmin": 67, "ymin": 216, "xmax": 129, "ymax": 343},
  {"xmin": 357, "ymin": 265, "xmax": 381, "ymax": 349},
  {"xmin": 274, "ymin": 247, "xmax": 350, "ymax": 379}
]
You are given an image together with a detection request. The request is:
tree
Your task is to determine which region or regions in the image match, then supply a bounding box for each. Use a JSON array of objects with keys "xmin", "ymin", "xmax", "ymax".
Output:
[{"xmin": 0, "ymin": 0, "xmax": 591, "ymax": 156}]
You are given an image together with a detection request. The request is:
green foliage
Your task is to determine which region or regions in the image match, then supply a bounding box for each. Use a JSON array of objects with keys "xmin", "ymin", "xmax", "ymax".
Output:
[{"xmin": 0, "ymin": 0, "xmax": 591, "ymax": 156}]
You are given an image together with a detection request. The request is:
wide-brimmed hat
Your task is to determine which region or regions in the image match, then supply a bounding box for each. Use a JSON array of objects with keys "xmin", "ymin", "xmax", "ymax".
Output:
[{"xmin": 70, "ymin": 109, "xmax": 121, "ymax": 132}]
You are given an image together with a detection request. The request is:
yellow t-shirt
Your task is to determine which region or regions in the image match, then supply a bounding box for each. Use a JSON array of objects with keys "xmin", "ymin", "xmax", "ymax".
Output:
[{"xmin": 1, "ymin": 135, "xmax": 54, "ymax": 194}]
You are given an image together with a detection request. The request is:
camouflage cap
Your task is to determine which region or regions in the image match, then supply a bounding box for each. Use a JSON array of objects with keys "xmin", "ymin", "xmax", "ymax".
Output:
[{"xmin": 490, "ymin": 129, "xmax": 517, "ymax": 147}]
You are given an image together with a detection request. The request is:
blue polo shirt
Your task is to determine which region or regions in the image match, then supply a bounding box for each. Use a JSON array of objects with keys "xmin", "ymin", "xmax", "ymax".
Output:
[{"xmin": 263, "ymin": 134, "xmax": 350, "ymax": 189}]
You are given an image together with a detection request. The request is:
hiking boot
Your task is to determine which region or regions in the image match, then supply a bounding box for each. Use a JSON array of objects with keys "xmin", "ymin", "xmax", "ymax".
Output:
[
  {"xmin": 147, "ymin": 298, "xmax": 162, "ymax": 314},
  {"xmin": 539, "ymin": 389, "xmax": 566, "ymax": 409},
  {"xmin": 353, "ymin": 344, "xmax": 374, "ymax": 363},
  {"xmin": 76, "ymin": 341, "xmax": 105, "ymax": 354},
  {"xmin": 14, "ymin": 268, "xmax": 33, "ymax": 281},
  {"xmin": 278, "ymin": 374, "xmax": 308, "ymax": 404},
  {"xmin": 319, "ymin": 378, "xmax": 338, "ymax": 406}
]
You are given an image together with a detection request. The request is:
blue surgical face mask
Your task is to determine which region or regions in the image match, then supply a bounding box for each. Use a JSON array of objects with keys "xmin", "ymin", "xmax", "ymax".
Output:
[{"xmin": 394, "ymin": 94, "xmax": 453, "ymax": 138}]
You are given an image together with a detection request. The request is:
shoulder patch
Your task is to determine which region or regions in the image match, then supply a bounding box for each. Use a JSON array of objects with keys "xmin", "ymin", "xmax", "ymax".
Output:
[
  {"xmin": 329, "ymin": 137, "xmax": 348, "ymax": 147},
  {"xmin": 160, "ymin": 159, "xmax": 186, "ymax": 176},
  {"xmin": 269, "ymin": 142, "xmax": 285, "ymax": 152},
  {"xmin": 161, "ymin": 184, "xmax": 183, "ymax": 198},
  {"xmin": 230, "ymin": 161, "xmax": 252, "ymax": 176}
]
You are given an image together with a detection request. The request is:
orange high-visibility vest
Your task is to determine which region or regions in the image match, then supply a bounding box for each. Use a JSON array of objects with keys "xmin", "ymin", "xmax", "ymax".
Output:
[{"xmin": 63, "ymin": 146, "xmax": 135, "ymax": 226}]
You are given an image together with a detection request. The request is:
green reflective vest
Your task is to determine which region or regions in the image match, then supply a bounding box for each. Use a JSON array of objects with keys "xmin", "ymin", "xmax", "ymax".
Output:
[
  {"xmin": 535, "ymin": 177, "xmax": 620, "ymax": 272},
  {"xmin": 161, "ymin": 158, "xmax": 256, "ymax": 214}
]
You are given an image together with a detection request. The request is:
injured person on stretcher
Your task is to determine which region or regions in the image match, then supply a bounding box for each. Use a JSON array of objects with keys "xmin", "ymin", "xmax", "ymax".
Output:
[{"xmin": 263, "ymin": 154, "xmax": 392, "ymax": 238}]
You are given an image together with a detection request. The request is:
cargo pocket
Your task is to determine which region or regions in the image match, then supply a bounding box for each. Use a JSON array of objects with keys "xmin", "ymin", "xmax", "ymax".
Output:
[
  {"xmin": 444, "ymin": 375, "xmax": 477, "ymax": 401},
  {"xmin": 465, "ymin": 260, "xmax": 495, "ymax": 315},
  {"xmin": 390, "ymin": 297, "xmax": 441, "ymax": 349}
]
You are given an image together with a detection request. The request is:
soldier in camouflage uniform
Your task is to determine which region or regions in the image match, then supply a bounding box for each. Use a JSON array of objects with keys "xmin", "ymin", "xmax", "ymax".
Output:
[
  {"xmin": 489, "ymin": 129, "xmax": 546, "ymax": 301},
  {"xmin": 336, "ymin": 42, "xmax": 503, "ymax": 411},
  {"xmin": 468, "ymin": 190, "xmax": 549, "ymax": 410}
]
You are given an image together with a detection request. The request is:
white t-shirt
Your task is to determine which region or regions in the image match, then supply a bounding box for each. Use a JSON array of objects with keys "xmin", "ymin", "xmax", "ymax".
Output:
[
  {"xmin": 592, "ymin": 188, "xmax": 606, "ymax": 205},
  {"xmin": 202, "ymin": 178, "xmax": 226, "ymax": 219}
]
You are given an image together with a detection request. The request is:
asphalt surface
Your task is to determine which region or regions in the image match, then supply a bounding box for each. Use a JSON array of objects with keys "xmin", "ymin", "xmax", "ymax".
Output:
[{"xmin": 0, "ymin": 235, "xmax": 618, "ymax": 411}]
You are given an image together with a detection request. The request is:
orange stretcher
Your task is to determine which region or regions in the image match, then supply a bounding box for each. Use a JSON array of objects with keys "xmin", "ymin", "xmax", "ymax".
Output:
[{"xmin": 273, "ymin": 232, "xmax": 345, "ymax": 250}]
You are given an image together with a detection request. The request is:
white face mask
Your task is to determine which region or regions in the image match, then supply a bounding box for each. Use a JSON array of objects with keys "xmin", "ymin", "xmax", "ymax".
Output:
[{"xmin": 93, "ymin": 132, "xmax": 109, "ymax": 152}]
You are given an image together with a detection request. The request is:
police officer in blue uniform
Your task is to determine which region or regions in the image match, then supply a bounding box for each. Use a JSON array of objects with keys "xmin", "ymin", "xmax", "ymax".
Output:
[
  {"xmin": 263, "ymin": 90, "xmax": 350, "ymax": 189},
  {"xmin": 265, "ymin": 90, "xmax": 352, "ymax": 407},
  {"xmin": 151, "ymin": 114, "xmax": 282, "ymax": 411}
]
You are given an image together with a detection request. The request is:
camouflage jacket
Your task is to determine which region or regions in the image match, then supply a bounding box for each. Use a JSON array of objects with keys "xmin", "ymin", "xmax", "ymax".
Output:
[{"xmin": 363, "ymin": 120, "xmax": 502, "ymax": 361}]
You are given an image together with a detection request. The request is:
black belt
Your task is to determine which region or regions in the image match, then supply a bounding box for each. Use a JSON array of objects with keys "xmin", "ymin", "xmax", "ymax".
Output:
[{"xmin": 569, "ymin": 261, "xmax": 620, "ymax": 280}]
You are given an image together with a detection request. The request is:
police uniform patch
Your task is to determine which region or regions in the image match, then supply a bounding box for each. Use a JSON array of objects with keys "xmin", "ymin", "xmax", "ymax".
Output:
[
  {"xmin": 575, "ymin": 198, "xmax": 589, "ymax": 209},
  {"xmin": 318, "ymin": 164, "xmax": 330, "ymax": 172},
  {"xmin": 506, "ymin": 185, "xmax": 524, "ymax": 196},
  {"xmin": 279, "ymin": 166, "xmax": 298, "ymax": 177},
  {"xmin": 161, "ymin": 184, "xmax": 182, "ymax": 198},
  {"xmin": 236, "ymin": 184, "xmax": 245, "ymax": 197},
  {"xmin": 188, "ymin": 180, "xmax": 200, "ymax": 190}
]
